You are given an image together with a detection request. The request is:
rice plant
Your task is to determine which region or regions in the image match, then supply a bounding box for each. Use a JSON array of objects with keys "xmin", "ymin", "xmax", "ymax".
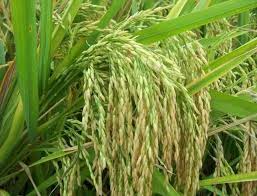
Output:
[{"xmin": 0, "ymin": 0, "xmax": 257, "ymax": 195}]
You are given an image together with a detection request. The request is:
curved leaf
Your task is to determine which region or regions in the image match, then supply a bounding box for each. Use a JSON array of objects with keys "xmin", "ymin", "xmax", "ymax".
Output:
[{"xmin": 135, "ymin": 0, "xmax": 257, "ymax": 44}]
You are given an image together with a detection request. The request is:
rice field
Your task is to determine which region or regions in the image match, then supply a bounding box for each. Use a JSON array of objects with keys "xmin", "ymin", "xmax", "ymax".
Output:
[{"xmin": 0, "ymin": 0, "xmax": 257, "ymax": 195}]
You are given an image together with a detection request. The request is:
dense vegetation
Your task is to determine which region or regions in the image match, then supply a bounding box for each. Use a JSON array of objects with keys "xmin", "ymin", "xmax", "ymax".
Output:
[{"xmin": 0, "ymin": 0, "xmax": 257, "ymax": 195}]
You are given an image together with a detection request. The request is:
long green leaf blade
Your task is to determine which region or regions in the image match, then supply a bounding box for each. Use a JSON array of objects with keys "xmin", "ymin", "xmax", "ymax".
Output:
[
  {"xmin": 27, "ymin": 175, "xmax": 57, "ymax": 196},
  {"xmin": 210, "ymin": 90, "xmax": 257, "ymax": 118},
  {"xmin": 0, "ymin": 97, "xmax": 24, "ymax": 166},
  {"xmin": 0, "ymin": 149, "xmax": 73, "ymax": 185},
  {"xmin": 10, "ymin": 0, "xmax": 38, "ymax": 138},
  {"xmin": 167, "ymin": 0, "xmax": 188, "ymax": 19},
  {"xmin": 193, "ymin": 0, "xmax": 212, "ymax": 12},
  {"xmin": 208, "ymin": 112, "xmax": 257, "ymax": 136},
  {"xmin": 0, "ymin": 40, "xmax": 6, "ymax": 83},
  {"xmin": 135, "ymin": 0, "xmax": 257, "ymax": 44},
  {"xmin": 187, "ymin": 39, "xmax": 257, "ymax": 95},
  {"xmin": 238, "ymin": 11, "xmax": 250, "ymax": 45},
  {"xmin": 200, "ymin": 171, "xmax": 257, "ymax": 186},
  {"xmin": 204, "ymin": 38, "xmax": 257, "ymax": 71},
  {"xmin": 39, "ymin": 0, "xmax": 52, "ymax": 93}
]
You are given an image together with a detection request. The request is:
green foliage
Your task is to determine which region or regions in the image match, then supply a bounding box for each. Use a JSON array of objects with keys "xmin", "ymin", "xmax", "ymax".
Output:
[
  {"xmin": 0, "ymin": 40, "xmax": 6, "ymax": 82},
  {"xmin": 39, "ymin": 0, "xmax": 52, "ymax": 93},
  {"xmin": 187, "ymin": 38, "xmax": 257, "ymax": 95},
  {"xmin": 10, "ymin": 0, "xmax": 38, "ymax": 138},
  {"xmin": 200, "ymin": 171, "xmax": 257, "ymax": 186},
  {"xmin": 134, "ymin": 0, "xmax": 257, "ymax": 44},
  {"xmin": 0, "ymin": 0, "xmax": 257, "ymax": 195},
  {"xmin": 210, "ymin": 90, "xmax": 257, "ymax": 119},
  {"xmin": 51, "ymin": 0, "xmax": 126, "ymax": 80},
  {"xmin": 51, "ymin": 0, "xmax": 83, "ymax": 55},
  {"xmin": 152, "ymin": 170, "xmax": 181, "ymax": 196}
]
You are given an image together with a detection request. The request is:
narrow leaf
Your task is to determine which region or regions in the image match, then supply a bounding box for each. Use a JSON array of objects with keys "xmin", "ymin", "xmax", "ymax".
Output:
[
  {"xmin": 19, "ymin": 162, "xmax": 41, "ymax": 196},
  {"xmin": 30, "ymin": 150, "xmax": 75, "ymax": 167},
  {"xmin": 167, "ymin": 0, "xmax": 188, "ymax": 19},
  {"xmin": 143, "ymin": 0, "xmax": 155, "ymax": 9},
  {"xmin": 208, "ymin": 112, "xmax": 257, "ymax": 136},
  {"xmin": 0, "ymin": 62, "xmax": 16, "ymax": 116},
  {"xmin": 181, "ymin": 0, "xmax": 197, "ymax": 15},
  {"xmin": 238, "ymin": 11, "xmax": 250, "ymax": 45},
  {"xmin": 152, "ymin": 170, "xmax": 181, "ymax": 196},
  {"xmin": 193, "ymin": 0, "xmax": 212, "ymax": 12},
  {"xmin": 39, "ymin": 0, "xmax": 52, "ymax": 93},
  {"xmin": 0, "ymin": 149, "xmax": 73, "ymax": 185},
  {"xmin": 188, "ymin": 50, "xmax": 255, "ymax": 94},
  {"xmin": 204, "ymin": 38, "xmax": 257, "ymax": 71},
  {"xmin": 210, "ymin": 90, "xmax": 257, "ymax": 118},
  {"xmin": 200, "ymin": 30, "xmax": 247, "ymax": 50},
  {"xmin": 134, "ymin": 0, "xmax": 257, "ymax": 44},
  {"xmin": 0, "ymin": 97, "xmax": 24, "ymax": 166},
  {"xmin": 202, "ymin": 186, "xmax": 228, "ymax": 196},
  {"xmin": 187, "ymin": 39, "xmax": 257, "ymax": 95},
  {"xmin": 0, "ymin": 40, "xmax": 6, "ymax": 83},
  {"xmin": 27, "ymin": 175, "xmax": 57, "ymax": 196},
  {"xmin": 10, "ymin": 0, "xmax": 38, "ymax": 138},
  {"xmin": 200, "ymin": 171, "xmax": 257, "ymax": 186},
  {"xmin": 51, "ymin": 0, "xmax": 83, "ymax": 55}
]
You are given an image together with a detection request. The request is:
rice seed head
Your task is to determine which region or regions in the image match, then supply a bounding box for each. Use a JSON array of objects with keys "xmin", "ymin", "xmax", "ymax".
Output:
[
  {"xmin": 80, "ymin": 26, "xmax": 211, "ymax": 195},
  {"xmin": 239, "ymin": 122, "xmax": 257, "ymax": 196}
]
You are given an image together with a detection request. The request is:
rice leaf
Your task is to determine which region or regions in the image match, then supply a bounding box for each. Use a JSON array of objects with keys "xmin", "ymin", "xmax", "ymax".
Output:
[
  {"xmin": 0, "ymin": 149, "xmax": 74, "ymax": 185},
  {"xmin": 39, "ymin": 0, "xmax": 52, "ymax": 93},
  {"xmin": 26, "ymin": 175, "xmax": 57, "ymax": 196},
  {"xmin": 30, "ymin": 150, "xmax": 75, "ymax": 167},
  {"xmin": 200, "ymin": 171, "xmax": 257, "ymax": 186},
  {"xmin": 135, "ymin": 0, "xmax": 257, "ymax": 44},
  {"xmin": 92, "ymin": 0, "xmax": 101, "ymax": 5},
  {"xmin": 27, "ymin": 165, "xmax": 94, "ymax": 196},
  {"xmin": 152, "ymin": 170, "xmax": 181, "ymax": 196},
  {"xmin": 0, "ymin": 40, "xmax": 6, "ymax": 83},
  {"xmin": 51, "ymin": 0, "xmax": 83, "ymax": 55},
  {"xmin": 202, "ymin": 186, "xmax": 228, "ymax": 196},
  {"xmin": 199, "ymin": 29, "xmax": 248, "ymax": 50},
  {"xmin": 181, "ymin": 0, "xmax": 197, "ymax": 14},
  {"xmin": 143, "ymin": 0, "xmax": 155, "ymax": 9},
  {"xmin": 0, "ymin": 62, "xmax": 16, "ymax": 117},
  {"xmin": 193, "ymin": 0, "xmax": 212, "ymax": 12},
  {"xmin": 238, "ymin": 11, "xmax": 250, "ymax": 45},
  {"xmin": 10, "ymin": 0, "xmax": 38, "ymax": 138},
  {"xmin": 188, "ymin": 50, "xmax": 255, "ymax": 95},
  {"xmin": 0, "ymin": 97, "xmax": 24, "ymax": 166},
  {"xmin": 210, "ymin": 90, "xmax": 257, "ymax": 118},
  {"xmin": 204, "ymin": 38, "xmax": 257, "ymax": 71},
  {"xmin": 19, "ymin": 162, "xmax": 41, "ymax": 196},
  {"xmin": 187, "ymin": 39, "xmax": 257, "ymax": 95},
  {"xmin": 167, "ymin": 0, "xmax": 188, "ymax": 19},
  {"xmin": 208, "ymin": 112, "xmax": 257, "ymax": 136}
]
